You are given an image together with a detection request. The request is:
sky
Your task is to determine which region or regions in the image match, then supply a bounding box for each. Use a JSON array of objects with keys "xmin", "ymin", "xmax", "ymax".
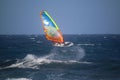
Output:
[{"xmin": 0, "ymin": 0, "xmax": 120, "ymax": 34}]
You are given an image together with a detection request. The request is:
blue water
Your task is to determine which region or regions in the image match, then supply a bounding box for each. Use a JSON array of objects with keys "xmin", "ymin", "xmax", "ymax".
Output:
[{"xmin": 0, "ymin": 35, "xmax": 120, "ymax": 80}]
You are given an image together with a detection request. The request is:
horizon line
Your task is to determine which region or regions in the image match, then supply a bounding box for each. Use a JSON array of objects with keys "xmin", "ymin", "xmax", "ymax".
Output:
[{"xmin": 0, "ymin": 33, "xmax": 120, "ymax": 35}]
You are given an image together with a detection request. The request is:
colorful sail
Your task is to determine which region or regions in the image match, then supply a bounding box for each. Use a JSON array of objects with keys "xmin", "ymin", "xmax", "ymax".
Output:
[{"xmin": 40, "ymin": 11, "xmax": 64, "ymax": 43}]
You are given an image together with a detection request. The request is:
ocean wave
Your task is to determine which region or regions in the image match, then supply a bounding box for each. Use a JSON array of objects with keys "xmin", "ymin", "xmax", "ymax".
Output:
[
  {"xmin": 6, "ymin": 78, "xmax": 32, "ymax": 80},
  {"xmin": 3, "ymin": 46, "xmax": 92, "ymax": 69},
  {"xmin": 77, "ymin": 43, "xmax": 95, "ymax": 46},
  {"xmin": 4, "ymin": 54, "xmax": 92, "ymax": 69}
]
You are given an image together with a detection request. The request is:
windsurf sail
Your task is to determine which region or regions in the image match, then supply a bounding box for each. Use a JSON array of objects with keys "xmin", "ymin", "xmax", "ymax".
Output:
[{"xmin": 40, "ymin": 11, "xmax": 64, "ymax": 43}]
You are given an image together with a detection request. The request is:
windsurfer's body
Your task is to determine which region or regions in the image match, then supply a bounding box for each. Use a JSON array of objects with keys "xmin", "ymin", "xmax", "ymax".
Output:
[
  {"xmin": 53, "ymin": 42, "xmax": 65, "ymax": 47},
  {"xmin": 53, "ymin": 42, "xmax": 73, "ymax": 47}
]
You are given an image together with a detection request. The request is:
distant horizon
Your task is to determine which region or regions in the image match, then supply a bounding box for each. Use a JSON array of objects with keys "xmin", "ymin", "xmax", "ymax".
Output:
[{"xmin": 0, "ymin": 33, "xmax": 120, "ymax": 35}]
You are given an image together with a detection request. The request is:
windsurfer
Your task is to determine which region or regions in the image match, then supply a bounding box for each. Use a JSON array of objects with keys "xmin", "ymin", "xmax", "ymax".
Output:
[
  {"xmin": 53, "ymin": 42, "xmax": 65, "ymax": 46},
  {"xmin": 40, "ymin": 11, "xmax": 74, "ymax": 47},
  {"xmin": 54, "ymin": 42, "xmax": 74, "ymax": 47}
]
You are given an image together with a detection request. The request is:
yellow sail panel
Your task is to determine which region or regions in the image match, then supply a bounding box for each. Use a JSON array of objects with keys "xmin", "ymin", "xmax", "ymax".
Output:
[{"xmin": 40, "ymin": 11, "xmax": 64, "ymax": 43}]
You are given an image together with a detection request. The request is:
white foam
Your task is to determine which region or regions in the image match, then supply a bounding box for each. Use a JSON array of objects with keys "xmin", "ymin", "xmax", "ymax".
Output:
[
  {"xmin": 5, "ymin": 54, "xmax": 92, "ymax": 69},
  {"xmin": 6, "ymin": 78, "xmax": 32, "ymax": 80},
  {"xmin": 6, "ymin": 54, "xmax": 55, "ymax": 69},
  {"xmin": 24, "ymin": 54, "xmax": 37, "ymax": 61},
  {"xmin": 77, "ymin": 43, "xmax": 95, "ymax": 46},
  {"xmin": 29, "ymin": 37, "xmax": 35, "ymax": 40},
  {"xmin": 50, "ymin": 46, "xmax": 85, "ymax": 61},
  {"xmin": 5, "ymin": 46, "xmax": 92, "ymax": 69}
]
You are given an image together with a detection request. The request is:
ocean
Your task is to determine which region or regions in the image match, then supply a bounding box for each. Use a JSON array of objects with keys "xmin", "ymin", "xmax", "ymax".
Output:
[{"xmin": 0, "ymin": 34, "xmax": 120, "ymax": 80}]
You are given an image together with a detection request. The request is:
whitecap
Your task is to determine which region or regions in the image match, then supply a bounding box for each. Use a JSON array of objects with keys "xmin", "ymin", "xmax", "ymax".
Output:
[
  {"xmin": 6, "ymin": 78, "xmax": 32, "ymax": 80},
  {"xmin": 29, "ymin": 37, "xmax": 35, "ymax": 40},
  {"xmin": 77, "ymin": 43, "xmax": 95, "ymax": 46}
]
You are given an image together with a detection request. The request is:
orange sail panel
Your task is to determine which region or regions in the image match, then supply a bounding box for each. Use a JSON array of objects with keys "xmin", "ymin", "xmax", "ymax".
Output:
[{"xmin": 40, "ymin": 11, "xmax": 64, "ymax": 43}]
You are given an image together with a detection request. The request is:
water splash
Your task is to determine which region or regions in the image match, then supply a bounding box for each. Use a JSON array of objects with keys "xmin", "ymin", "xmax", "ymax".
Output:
[
  {"xmin": 3, "ymin": 46, "xmax": 91, "ymax": 69},
  {"xmin": 6, "ymin": 78, "xmax": 32, "ymax": 80},
  {"xmin": 48, "ymin": 46, "xmax": 85, "ymax": 61}
]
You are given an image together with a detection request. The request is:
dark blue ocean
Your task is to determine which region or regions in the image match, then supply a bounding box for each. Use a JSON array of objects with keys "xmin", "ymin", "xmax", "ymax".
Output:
[{"xmin": 0, "ymin": 35, "xmax": 120, "ymax": 80}]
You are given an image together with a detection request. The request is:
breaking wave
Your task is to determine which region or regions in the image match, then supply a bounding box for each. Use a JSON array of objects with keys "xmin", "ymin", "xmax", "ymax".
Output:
[
  {"xmin": 4, "ymin": 46, "xmax": 92, "ymax": 69},
  {"xmin": 6, "ymin": 78, "xmax": 32, "ymax": 80}
]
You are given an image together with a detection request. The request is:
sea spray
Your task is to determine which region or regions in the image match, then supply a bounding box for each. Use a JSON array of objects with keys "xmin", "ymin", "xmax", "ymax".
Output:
[
  {"xmin": 48, "ymin": 46, "xmax": 85, "ymax": 61},
  {"xmin": 5, "ymin": 46, "xmax": 86, "ymax": 69}
]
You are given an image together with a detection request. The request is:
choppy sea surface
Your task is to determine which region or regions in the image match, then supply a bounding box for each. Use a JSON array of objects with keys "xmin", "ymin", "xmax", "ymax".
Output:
[{"xmin": 0, "ymin": 34, "xmax": 120, "ymax": 80}]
